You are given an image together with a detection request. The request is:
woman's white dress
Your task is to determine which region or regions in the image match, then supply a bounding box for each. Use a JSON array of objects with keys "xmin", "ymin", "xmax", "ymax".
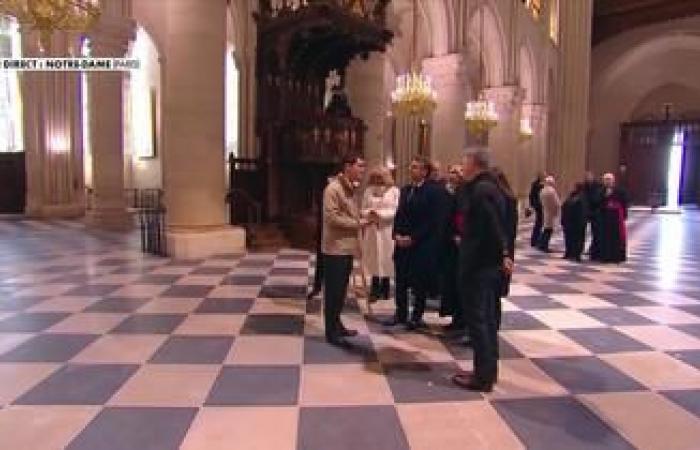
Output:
[{"xmin": 361, "ymin": 186, "xmax": 400, "ymax": 277}]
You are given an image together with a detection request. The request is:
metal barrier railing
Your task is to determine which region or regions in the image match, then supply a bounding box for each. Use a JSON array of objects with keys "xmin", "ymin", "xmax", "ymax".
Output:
[{"xmin": 138, "ymin": 206, "xmax": 167, "ymax": 257}]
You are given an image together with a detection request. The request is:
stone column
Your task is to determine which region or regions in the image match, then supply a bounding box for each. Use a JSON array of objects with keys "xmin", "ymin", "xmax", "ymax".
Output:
[
  {"xmin": 484, "ymin": 85, "xmax": 523, "ymax": 190},
  {"xmin": 85, "ymin": 20, "xmax": 134, "ymax": 230},
  {"xmin": 22, "ymin": 31, "xmax": 84, "ymax": 218},
  {"xmin": 162, "ymin": 0, "xmax": 245, "ymax": 258},
  {"xmin": 517, "ymin": 103, "xmax": 548, "ymax": 197},
  {"xmin": 549, "ymin": 0, "xmax": 593, "ymax": 194},
  {"xmin": 422, "ymin": 53, "xmax": 468, "ymax": 167},
  {"xmin": 346, "ymin": 53, "xmax": 388, "ymax": 167}
]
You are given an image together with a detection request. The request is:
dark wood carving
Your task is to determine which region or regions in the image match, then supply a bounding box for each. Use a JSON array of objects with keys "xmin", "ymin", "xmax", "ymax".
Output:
[
  {"xmin": 0, "ymin": 152, "xmax": 26, "ymax": 214},
  {"xmin": 241, "ymin": 0, "xmax": 393, "ymax": 248}
]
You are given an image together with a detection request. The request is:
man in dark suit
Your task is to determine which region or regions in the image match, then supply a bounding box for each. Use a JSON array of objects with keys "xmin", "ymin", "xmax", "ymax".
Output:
[
  {"xmin": 385, "ymin": 156, "xmax": 440, "ymax": 331},
  {"xmin": 528, "ymin": 172, "xmax": 545, "ymax": 247},
  {"xmin": 452, "ymin": 147, "xmax": 511, "ymax": 392}
]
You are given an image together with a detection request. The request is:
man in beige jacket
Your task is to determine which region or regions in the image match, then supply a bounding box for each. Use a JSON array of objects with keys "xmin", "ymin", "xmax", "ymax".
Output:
[{"xmin": 322, "ymin": 154, "xmax": 367, "ymax": 347}]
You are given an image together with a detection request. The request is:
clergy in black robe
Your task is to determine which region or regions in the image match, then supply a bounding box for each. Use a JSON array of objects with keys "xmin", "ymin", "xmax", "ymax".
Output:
[
  {"xmin": 584, "ymin": 172, "xmax": 604, "ymax": 258},
  {"xmin": 562, "ymin": 183, "xmax": 588, "ymax": 262},
  {"xmin": 595, "ymin": 173, "xmax": 629, "ymax": 263}
]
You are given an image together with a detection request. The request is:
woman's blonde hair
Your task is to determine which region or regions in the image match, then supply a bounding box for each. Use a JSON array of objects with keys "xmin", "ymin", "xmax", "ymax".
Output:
[{"xmin": 368, "ymin": 167, "xmax": 394, "ymax": 187}]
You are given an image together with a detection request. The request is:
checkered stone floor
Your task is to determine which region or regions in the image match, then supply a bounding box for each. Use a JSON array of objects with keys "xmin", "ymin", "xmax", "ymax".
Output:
[{"xmin": 0, "ymin": 212, "xmax": 699, "ymax": 450}]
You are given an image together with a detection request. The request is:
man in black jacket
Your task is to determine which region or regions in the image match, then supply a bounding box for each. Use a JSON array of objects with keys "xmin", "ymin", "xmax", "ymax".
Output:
[
  {"xmin": 528, "ymin": 173, "xmax": 544, "ymax": 247},
  {"xmin": 453, "ymin": 147, "xmax": 512, "ymax": 392},
  {"xmin": 385, "ymin": 156, "xmax": 441, "ymax": 330}
]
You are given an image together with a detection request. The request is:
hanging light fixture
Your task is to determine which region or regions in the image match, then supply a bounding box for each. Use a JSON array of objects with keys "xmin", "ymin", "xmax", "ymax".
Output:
[
  {"xmin": 390, "ymin": 0, "xmax": 437, "ymax": 117},
  {"xmin": 465, "ymin": 2, "xmax": 499, "ymax": 136},
  {"xmin": 0, "ymin": 0, "xmax": 101, "ymax": 50},
  {"xmin": 519, "ymin": 115, "xmax": 533, "ymax": 140}
]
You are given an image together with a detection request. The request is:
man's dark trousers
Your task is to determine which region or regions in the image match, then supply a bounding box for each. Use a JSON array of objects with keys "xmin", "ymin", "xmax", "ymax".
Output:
[
  {"xmin": 464, "ymin": 269, "xmax": 501, "ymax": 384},
  {"xmin": 323, "ymin": 254, "xmax": 353, "ymax": 339},
  {"xmin": 530, "ymin": 207, "xmax": 543, "ymax": 247}
]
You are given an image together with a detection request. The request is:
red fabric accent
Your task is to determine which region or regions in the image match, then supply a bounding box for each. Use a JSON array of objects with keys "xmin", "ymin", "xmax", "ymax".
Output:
[{"xmin": 454, "ymin": 213, "xmax": 464, "ymax": 235}]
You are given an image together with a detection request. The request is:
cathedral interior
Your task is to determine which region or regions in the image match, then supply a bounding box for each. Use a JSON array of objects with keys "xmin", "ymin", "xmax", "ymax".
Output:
[{"xmin": 0, "ymin": 0, "xmax": 699, "ymax": 449}]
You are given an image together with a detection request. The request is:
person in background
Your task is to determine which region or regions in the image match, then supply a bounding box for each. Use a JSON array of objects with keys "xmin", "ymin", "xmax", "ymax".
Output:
[
  {"xmin": 322, "ymin": 154, "xmax": 368, "ymax": 347},
  {"xmin": 440, "ymin": 165, "xmax": 465, "ymax": 336},
  {"xmin": 561, "ymin": 182, "xmax": 588, "ymax": 262},
  {"xmin": 491, "ymin": 167, "xmax": 518, "ymax": 330},
  {"xmin": 452, "ymin": 147, "xmax": 511, "ymax": 392},
  {"xmin": 528, "ymin": 172, "xmax": 545, "ymax": 247},
  {"xmin": 386, "ymin": 156, "xmax": 440, "ymax": 331},
  {"xmin": 594, "ymin": 173, "xmax": 629, "ymax": 263},
  {"xmin": 538, "ymin": 176, "xmax": 561, "ymax": 253},
  {"xmin": 584, "ymin": 171, "xmax": 605, "ymax": 259},
  {"xmin": 361, "ymin": 168, "xmax": 400, "ymax": 303}
]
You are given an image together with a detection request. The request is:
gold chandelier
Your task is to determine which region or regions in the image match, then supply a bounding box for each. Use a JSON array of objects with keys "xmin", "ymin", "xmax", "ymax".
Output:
[
  {"xmin": 390, "ymin": 0, "xmax": 437, "ymax": 117},
  {"xmin": 465, "ymin": 1, "xmax": 498, "ymax": 136},
  {"xmin": 0, "ymin": 0, "xmax": 101, "ymax": 49},
  {"xmin": 391, "ymin": 71, "xmax": 437, "ymax": 117},
  {"xmin": 465, "ymin": 93, "xmax": 498, "ymax": 136}
]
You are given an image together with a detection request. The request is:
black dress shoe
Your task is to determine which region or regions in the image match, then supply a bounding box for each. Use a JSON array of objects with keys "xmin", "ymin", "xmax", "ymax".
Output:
[
  {"xmin": 406, "ymin": 319, "xmax": 428, "ymax": 331},
  {"xmin": 306, "ymin": 289, "xmax": 320, "ymax": 301},
  {"xmin": 382, "ymin": 317, "xmax": 407, "ymax": 327},
  {"xmin": 326, "ymin": 336, "xmax": 352, "ymax": 348},
  {"xmin": 452, "ymin": 373, "xmax": 494, "ymax": 392},
  {"xmin": 340, "ymin": 328, "xmax": 358, "ymax": 337}
]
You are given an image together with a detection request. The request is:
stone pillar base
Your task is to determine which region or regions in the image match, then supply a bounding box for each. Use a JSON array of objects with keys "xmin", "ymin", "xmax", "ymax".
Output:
[
  {"xmin": 85, "ymin": 208, "xmax": 134, "ymax": 231},
  {"xmin": 167, "ymin": 226, "xmax": 246, "ymax": 259}
]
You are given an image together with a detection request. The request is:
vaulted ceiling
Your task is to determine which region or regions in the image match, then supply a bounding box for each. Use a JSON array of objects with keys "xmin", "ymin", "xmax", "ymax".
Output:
[{"xmin": 593, "ymin": 0, "xmax": 700, "ymax": 45}]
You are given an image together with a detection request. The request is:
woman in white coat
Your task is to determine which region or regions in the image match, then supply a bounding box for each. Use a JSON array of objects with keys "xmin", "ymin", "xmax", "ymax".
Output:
[{"xmin": 361, "ymin": 168, "xmax": 400, "ymax": 302}]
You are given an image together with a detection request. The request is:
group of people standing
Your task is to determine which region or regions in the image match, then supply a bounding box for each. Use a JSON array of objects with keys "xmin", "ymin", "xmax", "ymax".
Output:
[
  {"xmin": 528, "ymin": 171, "xmax": 629, "ymax": 263},
  {"xmin": 316, "ymin": 148, "xmax": 516, "ymax": 392}
]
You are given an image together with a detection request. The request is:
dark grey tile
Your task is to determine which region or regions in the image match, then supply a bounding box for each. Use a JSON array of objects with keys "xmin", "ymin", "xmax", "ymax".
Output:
[
  {"xmin": 136, "ymin": 274, "xmax": 182, "ymax": 285},
  {"xmin": 150, "ymin": 336, "xmax": 234, "ymax": 364},
  {"xmin": 0, "ymin": 312, "xmax": 70, "ymax": 332},
  {"xmin": 678, "ymin": 305, "xmax": 700, "ymax": 318},
  {"xmin": 65, "ymin": 284, "xmax": 121, "ymax": 297},
  {"xmin": 97, "ymin": 258, "xmax": 133, "ymax": 266},
  {"xmin": 533, "ymin": 357, "xmax": 645, "ymax": 394},
  {"xmin": 672, "ymin": 324, "xmax": 700, "ymax": 339},
  {"xmin": 443, "ymin": 336, "xmax": 523, "ymax": 361},
  {"xmin": 0, "ymin": 333, "xmax": 98, "ymax": 362},
  {"xmin": 508, "ymin": 296, "xmax": 565, "ymax": 310},
  {"xmin": 547, "ymin": 274, "xmax": 592, "ymax": 283},
  {"xmin": 661, "ymin": 390, "xmax": 700, "ymax": 418},
  {"xmin": 492, "ymin": 397, "xmax": 635, "ymax": 450},
  {"xmin": 500, "ymin": 311, "xmax": 549, "ymax": 331},
  {"xmin": 47, "ymin": 274, "xmax": 93, "ymax": 284},
  {"xmin": 15, "ymin": 364, "xmax": 138, "ymax": 405},
  {"xmin": 160, "ymin": 285, "xmax": 214, "ymax": 298},
  {"xmin": 236, "ymin": 259, "xmax": 273, "ymax": 268},
  {"xmin": 206, "ymin": 366, "xmax": 299, "ymax": 406},
  {"xmin": 0, "ymin": 296, "xmax": 49, "ymax": 312},
  {"xmin": 269, "ymin": 267, "xmax": 309, "ymax": 276},
  {"xmin": 595, "ymin": 294, "xmax": 657, "ymax": 307},
  {"xmin": 276, "ymin": 253, "xmax": 310, "ymax": 261},
  {"xmin": 259, "ymin": 285, "xmax": 307, "ymax": 298},
  {"xmin": 529, "ymin": 284, "xmax": 582, "ymax": 295},
  {"xmin": 222, "ymin": 275, "xmax": 267, "ymax": 286},
  {"xmin": 581, "ymin": 308, "xmax": 655, "ymax": 326},
  {"xmin": 241, "ymin": 314, "xmax": 304, "ymax": 335},
  {"xmin": 166, "ymin": 259, "xmax": 203, "ymax": 267},
  {"xmin": 84, "ymin": 297, "xmax": 149, "ymax": 313},
  {"xmin": 605, "ymin": 281, "xmax": 656, "ymax": 293},
  {"xmin": 190, "ymin": 266, "xmax": 231, "ymax": 276},
  {"xmin": 383, "ymin": 362, "xmax": 482, "ymax": 403},
  {"xmin": 668, "ymin": 350, "xmax": 700, "ymax": 370},
  {"xmin": 111, "ymin": 314, "xmax": 186, "ymax": 334},
  {"xmin": 195, "ymin": 298, "xmax": 254, "ymax": 314},
  {"xmin": 563, "ymin": 328, "xmax": 652, "ymax": 354},
  {"xmin": 303, "ymin": 335, "xmax": 378, "ymax": 364},
  {"xmin": 298, "ymin": 406, "xmax": 410, "ymax": 450},
  {"xmin": 67, "ymin": 407, "xmax": 197, "ymax": 450}
]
